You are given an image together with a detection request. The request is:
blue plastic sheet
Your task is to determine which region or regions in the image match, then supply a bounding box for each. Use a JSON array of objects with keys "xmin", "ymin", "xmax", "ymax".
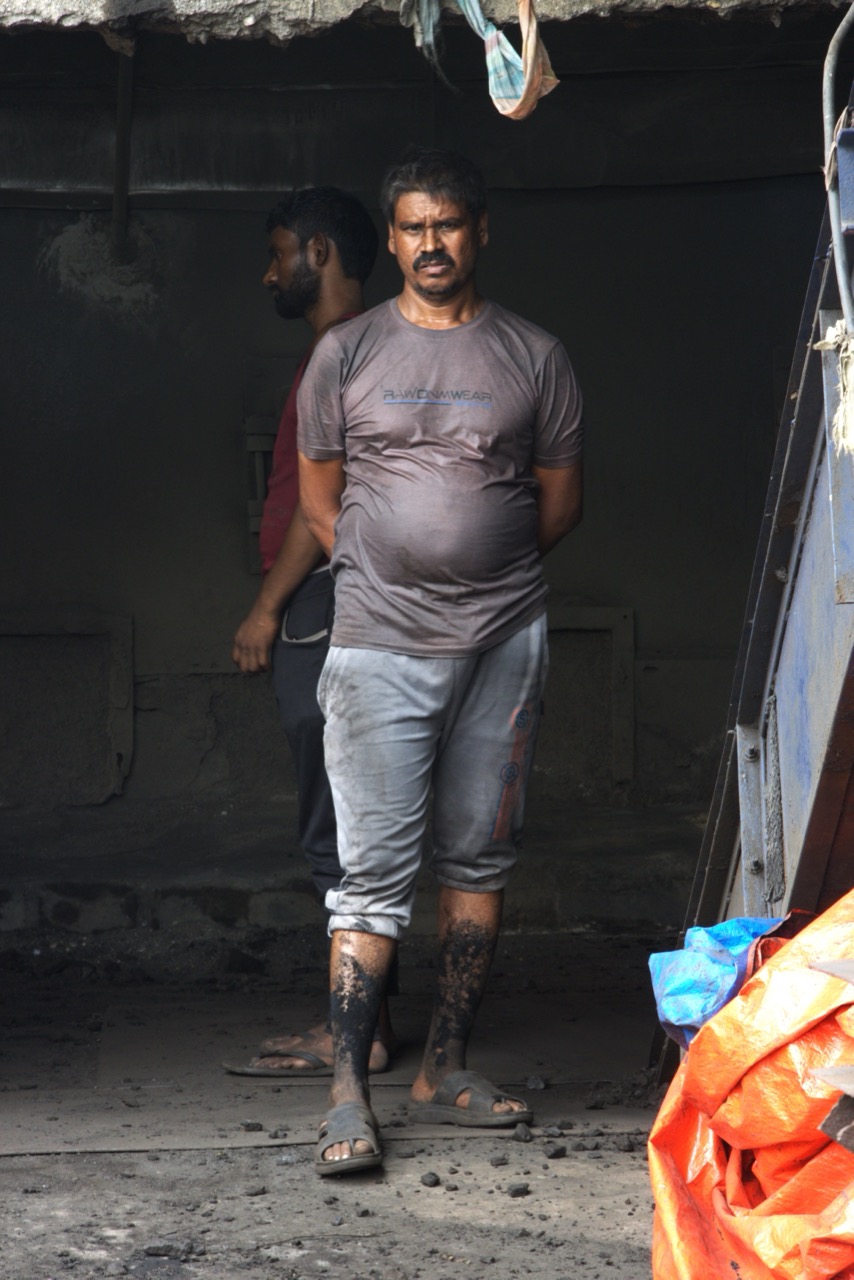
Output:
[{"xmin": 649, "ymin": 916, "xmax": 783, "ymax": 1050}]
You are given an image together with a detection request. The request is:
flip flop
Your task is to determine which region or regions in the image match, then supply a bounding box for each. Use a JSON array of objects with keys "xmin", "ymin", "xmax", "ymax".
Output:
[
  {"xmin": 409, "ymin": 1069, "xmax": 533, "ymax": 1128},
  {"xmin": 315, "ymin": 1101, "xmax": 383, "ymax": 1177},
  {"xmin": 222, "ymin": 1035, "xmax": 398, "ymax": 1077},
  {"xmin": 222, "ymin": 1050, "xmax": 332, "ymax": 1077}
]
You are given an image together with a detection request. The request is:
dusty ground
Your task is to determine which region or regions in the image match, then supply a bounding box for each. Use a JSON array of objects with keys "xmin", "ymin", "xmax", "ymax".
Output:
[
  {"xmin": 3, "ymin": 1134, "xmax": 656, "ymax": 1280},
  {"xmin": 0, "ymin": 927, "xmax": 669, "ymax": 1280}
]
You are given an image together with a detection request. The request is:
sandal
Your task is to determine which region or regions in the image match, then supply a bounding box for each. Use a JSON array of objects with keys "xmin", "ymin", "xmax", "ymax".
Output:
[
  {"xmin": 222, "ymin": 1049, "xmax": 332, "ymax": 1077},
  {"xmin": 315, "ymin": 1102, "xmax": 383, "ymax": 1177},
  {"xmin": 409, "ymin": 1069, "xmax": 533, "ymax": 1128}
]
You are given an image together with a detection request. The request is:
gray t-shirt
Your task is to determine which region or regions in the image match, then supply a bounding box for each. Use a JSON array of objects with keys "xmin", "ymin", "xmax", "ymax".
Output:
[{"xmin": 297, "ymin": 298, "xmax": 583, "ymax": 657}]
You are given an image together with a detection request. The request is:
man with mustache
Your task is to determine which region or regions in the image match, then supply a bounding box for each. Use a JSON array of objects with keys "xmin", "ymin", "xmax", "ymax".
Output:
[
  {"xmin": 298, "ymin": 149, "xmax": 584, "ymax": 1175},
  {"xmin": 227, "ymin": 187, "xmax": 398, "ymax": 1078}
]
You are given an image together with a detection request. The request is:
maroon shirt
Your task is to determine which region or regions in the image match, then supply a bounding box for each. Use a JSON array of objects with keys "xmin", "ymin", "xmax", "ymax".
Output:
[
  {"xmin": 258, "ymin": 350, "xmax": 311, "ymax": 573},
  {"xmin": 258, "ymin": 314, "xmax": 361, "ymax": 573}
]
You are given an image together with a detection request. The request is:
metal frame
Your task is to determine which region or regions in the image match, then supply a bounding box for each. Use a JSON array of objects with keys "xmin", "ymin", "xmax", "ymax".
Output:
[{"xmin": 683, "ymin": 211, "xmax": 839, "ymax": 929}]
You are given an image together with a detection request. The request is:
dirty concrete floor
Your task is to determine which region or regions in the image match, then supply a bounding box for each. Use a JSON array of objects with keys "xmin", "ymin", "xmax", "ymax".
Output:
[
  {"xmin": 0, "ymin": 797, "xmax": 698, "ymax": 1279},
  {"xmin": 0, "ymin": 924, "xmax": 668, "ymax": 1280}
]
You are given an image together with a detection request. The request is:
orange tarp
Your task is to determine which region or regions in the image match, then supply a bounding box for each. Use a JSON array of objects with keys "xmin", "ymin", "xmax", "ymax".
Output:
[{"xmin": 649, "ymin": 888, "xmax": 854, "ymax": 1280}]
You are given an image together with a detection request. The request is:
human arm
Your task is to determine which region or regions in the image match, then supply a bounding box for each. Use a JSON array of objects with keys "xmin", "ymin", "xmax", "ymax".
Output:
[
  {"xmin": 533, "ymin": 459, "xmax": 583, "ymax": 557},
  {"xmin": 298, "ymin": 454, "xmax": 347, "ymax": 560},
  {"xmin": 531, "ymin": 336, "xmax": 583, "ymax": 557},
  {"xmin": 231, "ymin": 502, "xmax": 325, "ymax": 673}
]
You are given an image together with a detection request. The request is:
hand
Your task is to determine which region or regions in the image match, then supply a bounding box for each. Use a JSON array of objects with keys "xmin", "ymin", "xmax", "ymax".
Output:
[{"xmin": 231, "ymin": 605, "xmax": 280, "ymax": 673}]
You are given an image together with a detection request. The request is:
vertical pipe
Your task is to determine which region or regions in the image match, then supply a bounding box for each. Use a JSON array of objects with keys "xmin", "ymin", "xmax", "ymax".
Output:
[
  {"xmin": 823, "ymin": 2, "xmax": 854, "ymax": 331},
  {"xmin": 112, "ymin": 49, "xmax": 135, "ymax": 262}
]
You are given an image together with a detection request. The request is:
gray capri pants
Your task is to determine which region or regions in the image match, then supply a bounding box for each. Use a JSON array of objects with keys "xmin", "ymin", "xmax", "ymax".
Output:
[{"xmin": 317, "ymin": 614, "xmax": 548, "ymax": 939}]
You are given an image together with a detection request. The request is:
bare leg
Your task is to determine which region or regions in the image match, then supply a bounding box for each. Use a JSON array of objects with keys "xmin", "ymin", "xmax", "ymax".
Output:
[
  {"xmin": 410, "ymin": 885, "xmax": 525, "ymax": 1116},
  {"xmin": 321, "ymin": 928, "xmax": 396, "ymax": 1165},
  {"xmin": 256, "ymin": 939, "xmax": 399, "ymax": 1070}
]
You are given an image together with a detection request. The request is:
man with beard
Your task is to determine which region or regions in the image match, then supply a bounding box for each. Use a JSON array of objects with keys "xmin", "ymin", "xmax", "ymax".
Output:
[
  {"xmin": 298, "ymin": 149, "xmax": 584, "ymax": 1175},
  {"xmin": 226, "ymin": 187, "xmax": 398, "ymax": 1078}
]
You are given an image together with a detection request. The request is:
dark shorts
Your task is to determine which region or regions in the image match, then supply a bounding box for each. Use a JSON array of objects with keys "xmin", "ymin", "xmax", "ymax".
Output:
[{"xmin": 271, "ymin": 568, "xmax": 340, "ymax": 901}]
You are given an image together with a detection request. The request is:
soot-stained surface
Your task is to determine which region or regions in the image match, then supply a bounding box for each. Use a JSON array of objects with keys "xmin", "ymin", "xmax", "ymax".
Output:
[{"xmin": 0, "ymin": 929, "xmax": 667, "ymax": 1278}]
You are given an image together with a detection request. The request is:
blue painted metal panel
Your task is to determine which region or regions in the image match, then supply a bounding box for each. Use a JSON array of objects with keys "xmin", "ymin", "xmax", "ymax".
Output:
[
  {"xmin": 678, "ymin": 211, "xmax": 854, "ymax": 929},
  {"xmin": 774, "ymin": 429, "xmax": 854, "ymax": 899}
]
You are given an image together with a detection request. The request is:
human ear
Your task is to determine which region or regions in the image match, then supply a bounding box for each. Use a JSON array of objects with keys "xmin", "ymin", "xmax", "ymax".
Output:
[{"xmin": 310, "ymin": 232, "xmax": 329, "ymax": 267}]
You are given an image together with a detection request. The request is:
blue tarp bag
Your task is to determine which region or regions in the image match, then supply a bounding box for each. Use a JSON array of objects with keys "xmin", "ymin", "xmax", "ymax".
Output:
[{"xmin": 649, "ymin": 916, "xmax": 783, "ymax": 1051}]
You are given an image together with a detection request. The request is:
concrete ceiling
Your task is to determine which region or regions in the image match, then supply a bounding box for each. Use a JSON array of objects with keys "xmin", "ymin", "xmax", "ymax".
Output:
[{"xmin": 0, "ymin": 0, "xmax": 828, "ymax": 49}]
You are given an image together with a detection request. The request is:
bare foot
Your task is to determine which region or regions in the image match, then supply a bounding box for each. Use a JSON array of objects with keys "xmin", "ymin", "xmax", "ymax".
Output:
[
  {"xmin": 257, "ymin": 1022, "xmax": 393, "ymax": 1073},
  {"xmin": 320, "ymin": 1135, "xmax": 376, "ymax": 1163},
  {"xmin": 319, "ymin": 1094, "xmax": 377, "ymax": 1166},
  {"xmin": 454, "ymin": 1090, "xmax": 525, "ymax": 1114},
  {"xmin": 317, "ymin": 1100, "xmax": 381, "ymax": 1172},
  {"xmin": 410, "ymin": 1070, "xmax": 528, "ymax": 1117},
  {"xmin": 259, "ymin": 1020, "xmax": 331, "ymax": 1057}
]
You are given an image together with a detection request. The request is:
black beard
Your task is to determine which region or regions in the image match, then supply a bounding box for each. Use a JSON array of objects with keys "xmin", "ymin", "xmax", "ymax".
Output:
[
  {"xmin": 271, "ymin": 254, "xmax": 320, "ymax": 319},
  {"xmin": 413, "ymin": 276, "xmax": 462, "ymax": 300}
]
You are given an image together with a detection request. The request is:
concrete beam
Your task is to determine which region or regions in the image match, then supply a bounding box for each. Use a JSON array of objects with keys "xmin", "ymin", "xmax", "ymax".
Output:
[{"xmin": 0, "ymin": 0, "xmax": 827, "ymax": 47}]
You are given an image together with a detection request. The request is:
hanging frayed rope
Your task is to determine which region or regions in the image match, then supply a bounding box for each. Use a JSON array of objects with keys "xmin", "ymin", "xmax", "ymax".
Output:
[
  {"xmin": 815, "ymin": 317, "xmax": 854, "ymax": 453},
  {"xmin": 400, "ymin": 0, "xmax": 453, "ymax": 85}
]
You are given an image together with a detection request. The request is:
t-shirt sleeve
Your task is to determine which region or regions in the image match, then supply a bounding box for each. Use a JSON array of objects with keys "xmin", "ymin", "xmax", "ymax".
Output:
[
  {"xmin": 296, "ymin": 331, "xmax": 346, "ymax": 459},
  {"xmin": 532, "ymin": 341, "xmax": 584, "ymax": 468}
]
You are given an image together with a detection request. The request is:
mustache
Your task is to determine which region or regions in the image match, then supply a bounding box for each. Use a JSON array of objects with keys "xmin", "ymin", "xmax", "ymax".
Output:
[{"xmin": 413, "ymin": 251, "xmax": 455, "ymax": 271}]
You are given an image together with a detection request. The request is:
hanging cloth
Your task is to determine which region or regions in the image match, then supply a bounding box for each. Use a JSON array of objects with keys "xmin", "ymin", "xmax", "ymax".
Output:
[
  {"xmin": 399, "ymin": 0, "xmax": 448, "ymax": 80},
  {"xmin": 454, "ymin": 0, "xmax": 558, "ymax": 120},
  {"xmin": 399, "ymin": 0, "xmax": 558, "ymax": 120}
]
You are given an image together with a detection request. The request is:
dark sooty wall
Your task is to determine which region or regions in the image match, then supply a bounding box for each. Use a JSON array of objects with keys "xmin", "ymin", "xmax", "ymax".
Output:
[{"xmin": 0, "ymin": 13, "xmax": 836, "ymax": 808}]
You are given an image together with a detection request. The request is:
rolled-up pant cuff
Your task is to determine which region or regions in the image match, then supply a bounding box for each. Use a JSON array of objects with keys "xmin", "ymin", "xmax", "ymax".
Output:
[{"xmin": 327, "ymin": 911, "xmax": 404, "ymax": 941}]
